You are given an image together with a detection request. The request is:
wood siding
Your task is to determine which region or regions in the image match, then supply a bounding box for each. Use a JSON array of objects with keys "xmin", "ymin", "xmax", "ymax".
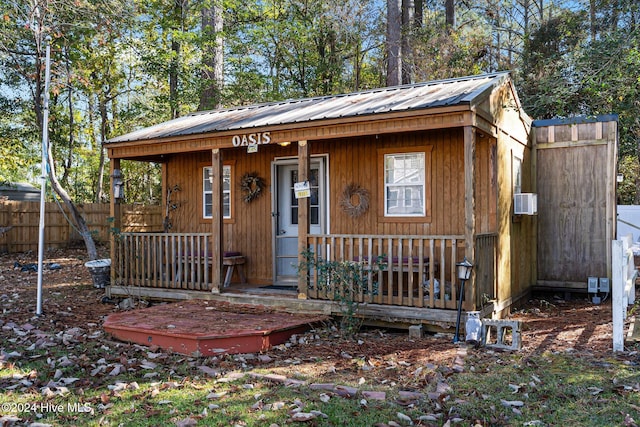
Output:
[
  {"xmin": 164, "ymin": 129, "xmax": 486, "ymax": 284},
  {"xmin": 494, "ymin": 86, "xmax": 536, "ymax": 312}
]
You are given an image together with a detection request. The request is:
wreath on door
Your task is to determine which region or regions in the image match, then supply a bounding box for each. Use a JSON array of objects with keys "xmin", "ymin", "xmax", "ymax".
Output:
[
  {"xmin": 240, "ymin": 172, "xmax": 266, "ymax": 203},
  {"xmin": 340, "ymin": 183, "xmax": 370, "ymax": 218}
]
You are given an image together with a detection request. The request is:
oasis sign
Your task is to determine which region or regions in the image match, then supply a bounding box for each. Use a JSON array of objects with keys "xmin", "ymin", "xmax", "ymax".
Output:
[{"xmin": 231, "ymin": 131, "xmax": 271, "ymax": 147}]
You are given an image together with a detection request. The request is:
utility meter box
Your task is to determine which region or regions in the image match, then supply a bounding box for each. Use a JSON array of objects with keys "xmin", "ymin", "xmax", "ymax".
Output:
[{"xmin": 587, "ymin": 277, "xmax": 599, "ymax": 293}]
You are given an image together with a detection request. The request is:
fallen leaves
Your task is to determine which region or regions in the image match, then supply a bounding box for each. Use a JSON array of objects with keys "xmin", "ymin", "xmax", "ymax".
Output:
[{"xmin": 1, "ymin": 249, "xmax": 638, "ymax": 427}]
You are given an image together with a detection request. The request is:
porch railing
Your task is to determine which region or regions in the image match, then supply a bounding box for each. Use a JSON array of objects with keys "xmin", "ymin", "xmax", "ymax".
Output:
[
  {"xmin": 115, "ymin": 232, "xmax": 213, "ymax": 291},
  {"xmin": 114, "ymin": 231, "xmax": 497, "ymax": 312},
  {"xmin": 305, "ymin": 234, "xmax": 469, "ymax": 310}
]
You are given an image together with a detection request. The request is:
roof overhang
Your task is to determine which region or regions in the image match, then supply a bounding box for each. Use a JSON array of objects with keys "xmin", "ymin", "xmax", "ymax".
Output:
[
  {"xmin": 108, "ymin": 105, "xmax": 490, "ymax": 160},
  {"xmin": 106, "ymin": 72, "xmax": 526, "ymax": 161}
]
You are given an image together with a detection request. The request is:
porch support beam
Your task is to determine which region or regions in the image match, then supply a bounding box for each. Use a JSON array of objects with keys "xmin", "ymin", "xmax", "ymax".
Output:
[
  {"xmin": 297, "ymin": 140, "xmax": 310, "ymax": 299},
  {"xmin": 464, "ymin": 126, "xmax": 477, "ymax": 310},
  {"xmin": 210, "ymin": 148, "xmax": 223, "ymax": 293},
  {"xmin": 108, "ymin": 158, "xmax": 121, "ymax": 298}
]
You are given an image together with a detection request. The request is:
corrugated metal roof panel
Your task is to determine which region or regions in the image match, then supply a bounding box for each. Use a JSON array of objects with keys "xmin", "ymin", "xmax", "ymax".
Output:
[{"xmin": 107, "ymin": 72, "xmax": 510, "ymax": 144}]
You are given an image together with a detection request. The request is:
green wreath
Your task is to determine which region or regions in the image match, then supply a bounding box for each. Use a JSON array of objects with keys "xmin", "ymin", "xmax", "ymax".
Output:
[{"xmin": 240, "ymin": 172, "xmax": 266, "ymax": 203}]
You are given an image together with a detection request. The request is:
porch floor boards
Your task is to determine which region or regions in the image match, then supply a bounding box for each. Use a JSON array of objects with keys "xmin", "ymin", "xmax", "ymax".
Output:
[{"xmin": 103, "ymin": 299, "xmax": 329, "ymax": 357}]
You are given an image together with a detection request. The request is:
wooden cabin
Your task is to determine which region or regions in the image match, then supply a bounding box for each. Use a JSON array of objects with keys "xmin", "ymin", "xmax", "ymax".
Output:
[{"xmin": 104, "ymin": 72, "xmax": 535, "ymax": 328}]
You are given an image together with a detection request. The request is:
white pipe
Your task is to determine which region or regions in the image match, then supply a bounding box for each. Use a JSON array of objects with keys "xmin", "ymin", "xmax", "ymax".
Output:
[{"xmin": 36, "ymin": 37, "xmax": 51, "ymax": 317}]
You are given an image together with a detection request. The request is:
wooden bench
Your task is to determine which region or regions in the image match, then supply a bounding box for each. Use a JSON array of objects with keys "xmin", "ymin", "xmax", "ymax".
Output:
[{"xmin": 223, "ymin": 252, "xmax": 247, "ymax": 288}]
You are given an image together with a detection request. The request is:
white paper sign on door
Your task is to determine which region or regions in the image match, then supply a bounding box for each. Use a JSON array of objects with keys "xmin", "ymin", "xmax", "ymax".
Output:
[{"xmin": 294, "ymin": 181, "xmax": 310, "ymax": 199}]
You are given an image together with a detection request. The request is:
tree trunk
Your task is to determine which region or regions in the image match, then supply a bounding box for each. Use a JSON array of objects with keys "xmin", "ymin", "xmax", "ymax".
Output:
[
  {"xmin": 445, "ymin": 0, "xmax": 455, "ymax": 29},
  {"xmin": 95, "ymin": 98, "xmax": 109, "ymax": 203},
  {"xmin": 28, "ymin": 2, "xmax": 99, "ymax": 262},
  {"xmin": 401, "ymin": 0, "xmax": 414, "ymax": 84},
  {"xmin": 62, "ymin": 46, "xmax": 74, "ymax": 184},
  {"xmin": 414, "ymin": 0, "xmax": 423, "ymax": 28},
  {"xmin": 169, "ymin": 0, "xmax": 188, "ymax": 119},
  {"xmin": 169, "ymin": 38, "xmax": 180, "ymax": 119},
  {"xmin": 47, "ymin": 140, "xmax": 99, "ymax": 261},
  {"xmin": 522, "ymin": 0, "xmax": 529, "ymax": 34},
  {"xmin": 589, "ymin": 0, "xmax": 596, "ymax": 42},
  {"xmin": 354, "ymin": 39, "xmax": 361, "ymax": 91},
  {"xmin": 199, "ymin": 0, "xmax": 224, "ymax": 110},
  {"xmin": 386, "ymin": 0, "xmax": 402, "ymax": 86}
]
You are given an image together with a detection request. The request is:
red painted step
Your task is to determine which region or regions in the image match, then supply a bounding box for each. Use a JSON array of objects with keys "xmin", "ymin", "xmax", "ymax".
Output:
[{"xmin": 103, "ymin": 300, "xmax": 328, "ymax": 356}]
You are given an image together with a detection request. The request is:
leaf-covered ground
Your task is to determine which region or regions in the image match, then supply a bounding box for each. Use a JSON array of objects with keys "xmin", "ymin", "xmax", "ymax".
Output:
[{"xmin": 1, "ymin": 249, "xmax": 639, "ymax": 426}]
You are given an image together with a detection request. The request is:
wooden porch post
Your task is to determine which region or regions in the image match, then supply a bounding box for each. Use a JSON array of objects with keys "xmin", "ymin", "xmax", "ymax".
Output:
[
  {"xmin": 210, "ymin": 148, "xmax": 224, "ymax": 293},
  {"xmin": 464, "ymin": 126, "xmax": 477, "ymax": 310},
  {"xmin": 297, "ymin": 140, "xmax": 310, "ymax": 299},
  {"xmin": 108, "ymin": 157, "xmax": 121, "ymax": 298}
]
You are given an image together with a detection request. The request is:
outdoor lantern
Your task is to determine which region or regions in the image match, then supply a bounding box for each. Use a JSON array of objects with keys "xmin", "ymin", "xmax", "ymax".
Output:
[
  {"xmin": 453, "ymin": 257, "xmax": 474, "ymax": 343},
  {"xmin": 112, "ymin": 169, "xmax": 124, "ymax": 200},
  {"xmin": 457, "ymin": 257, "xmax": 473, "ymax": 280}
]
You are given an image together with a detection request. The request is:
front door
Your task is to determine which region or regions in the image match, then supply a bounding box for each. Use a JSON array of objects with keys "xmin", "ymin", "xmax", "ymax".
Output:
[{"xmin": 273, "ymin": 158, "xmax": 326, "ymax": 284}]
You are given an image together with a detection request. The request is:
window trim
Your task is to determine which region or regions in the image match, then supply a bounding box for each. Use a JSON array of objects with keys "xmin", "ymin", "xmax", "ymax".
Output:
[
  {"xmin": 377, "ymin": 146, "xmax": 432, "ymax": 223},
  {"xmin": 200, "ymin": 161, "xmax": 235, "ymax": 223}
]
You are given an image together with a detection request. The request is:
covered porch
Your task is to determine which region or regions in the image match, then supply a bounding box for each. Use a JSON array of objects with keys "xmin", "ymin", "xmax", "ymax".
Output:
[{"xmin": 107, "ymin": 230, "xmax": 497, "ymax": 326}]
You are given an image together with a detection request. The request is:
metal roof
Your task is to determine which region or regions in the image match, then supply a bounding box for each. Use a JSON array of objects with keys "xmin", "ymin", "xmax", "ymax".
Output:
[
  {"xmin": 532, "ymin": 114, "xmax": 618, "ymax": 127},
  {"xmin": 107, "ymin": 72, "xmax": 511, "ymax": 144}
]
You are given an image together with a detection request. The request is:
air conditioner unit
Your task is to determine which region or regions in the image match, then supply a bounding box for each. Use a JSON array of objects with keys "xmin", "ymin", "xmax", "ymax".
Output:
[{"xmin": 514, "ymin": 193, "xmax": 537, "ymax": 215}]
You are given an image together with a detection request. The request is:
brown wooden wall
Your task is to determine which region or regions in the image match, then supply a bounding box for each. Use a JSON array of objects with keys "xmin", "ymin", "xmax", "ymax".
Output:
[
  {"xmin": 502, "ymin": 139, "xmax": 536, "ymax": 304},
  {"xmin": 475, "ymin": 136, "xmax": 498, "ymax": 234},
  {"xmin": 165, "ymin": 128, "xmax": 500, "ymax": 283},
  {"xmin": 534, "ymin": 119, "xmax": 617, "ymax": 288},
  {"xmin": 492, "ymin": 98, "xmax": 536, "ymax": 311}
]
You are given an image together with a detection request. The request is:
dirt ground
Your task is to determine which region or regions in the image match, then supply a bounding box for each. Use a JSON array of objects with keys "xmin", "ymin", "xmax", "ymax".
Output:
[{"xmin": 0, "ymin": 248, "xmax": 637, "ymax": 384}]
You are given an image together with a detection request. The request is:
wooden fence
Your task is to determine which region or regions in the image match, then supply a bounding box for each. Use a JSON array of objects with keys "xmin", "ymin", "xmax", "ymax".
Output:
[
  {"xmin": 534, "ymin": 117, "xmax": 617, "ymax": 289},
  {"xmin": 0, "ymin": 201, "xmax": 163, "ymax": 253}
]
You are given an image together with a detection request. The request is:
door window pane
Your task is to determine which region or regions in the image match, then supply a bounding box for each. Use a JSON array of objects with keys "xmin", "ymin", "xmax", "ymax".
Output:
[{"xmin": 289, "ymin": 167, "xmax": 320, "ymax": 226}]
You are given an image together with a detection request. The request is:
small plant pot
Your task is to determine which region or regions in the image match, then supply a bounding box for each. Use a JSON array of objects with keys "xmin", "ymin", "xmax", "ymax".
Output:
[{"xmin": 85, "ymin": 259, "xmax": 111, "ymax": 288}]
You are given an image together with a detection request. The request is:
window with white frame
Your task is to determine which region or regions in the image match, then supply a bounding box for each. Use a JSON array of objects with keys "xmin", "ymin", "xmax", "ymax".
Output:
[
  {"xmin": 203, "ymin": 165, "xmax": 231, "ymax": 219},
  {"xmin": 384, "ymin": 152, "xmax": 425, "ymax": 216}
]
